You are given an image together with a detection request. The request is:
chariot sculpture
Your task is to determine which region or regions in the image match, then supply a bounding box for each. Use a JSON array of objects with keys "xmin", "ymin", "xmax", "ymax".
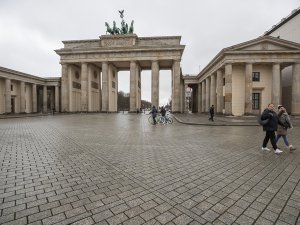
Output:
[{"xmin": 105, "ymin": 10, "xmax": 134, "ymax": 35}]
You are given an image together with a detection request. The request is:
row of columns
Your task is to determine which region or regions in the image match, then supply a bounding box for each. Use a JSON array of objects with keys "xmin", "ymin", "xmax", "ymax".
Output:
[
  {"xmin": 197, "ymin": 62, "xmax": 300, "ymax": 115},
  {"xmin": 62, "ymin": 59, "xmax": 182, "ymax": 113},
  {"xmin": 4, "ymin": 78, "xmax": 59, "ymax": 113}
]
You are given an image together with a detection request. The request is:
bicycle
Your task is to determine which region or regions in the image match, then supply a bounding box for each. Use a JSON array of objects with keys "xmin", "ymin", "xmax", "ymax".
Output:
[
  {"xmin": 159, "ymin": 114, "xmax": 173, "ymax": 124},
  {"xmin": 148, "ymin": 114, "xmax": 160, "ymax": 125}
]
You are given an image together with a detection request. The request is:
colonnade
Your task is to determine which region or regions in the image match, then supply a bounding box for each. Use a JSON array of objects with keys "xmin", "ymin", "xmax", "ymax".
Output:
[
  {"xmin": 61, "ymin": 59, "xmax": 183, "ymax": 113},
  {"xmin": 2, "ymin": 77, "xmax": 59, "ymax": 114},
  {"xmin": 192, "ymin": 62, "xmax": 300, "ymax": 115}
]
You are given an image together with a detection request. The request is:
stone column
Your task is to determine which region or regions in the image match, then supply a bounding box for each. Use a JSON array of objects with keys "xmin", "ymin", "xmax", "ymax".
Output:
[
  {"xmin": 101, "ymin": 62, "xmax": 108, "ymax": 112},
  {"xmin": 291, "ymin": 63, "xmax": 300, "ymax": 115},
  {"xmin": 32, "ymin": 84, "xmax": 37, "ymax": 113},
  {"xmin": 43, "ymin": 85, "xmax": 47, "ymax": 113},
  {"xmin": 55, "ymin": 86, "xmax": 59, "ymax": 112},
  {"xmin": 20, "ymin": 81, "xmax": 25, "ymax": 113},
  {"xmin": 205, "ymin": 77, "xmax": 210, "ymax": 111},
  {"xmin": 216, "ymin": 70, "xmax": 223, "ymax": 113},
  {"xmin": 225, "ymin": 63, "xmax": 232, "ymax": 115},
  {"xmin": 201, "ymin": 81, "xmax": 206, "ymax": 112},
  {"xmin": 98, "ymin": 69, "xmax": 102, "ymax": 111},
  {"xmin": 87, "ymin": 67, "xmax": 92, "ymax": 112},
  {"xmin": 68, "ymin": 66, "xmax": 73, "ymax": 112},
  {"xmin": 151, "ymin": 61, "xmax": 159, "ymax": 108},
  {"xmin": 210, "ymin": 74, "xmax": 216, "ymax": 108},
  {"xmin": 61, "ymin": 64, "xmax": 68, "ymax": 112},
  {"xmin": 129, "ymin": 61, "xmax": 137, "ymax": 112},
  {"xmin": 5, "ymin": 79, "xmax": 11, "ymax": 113},
  {"xmin": 81, "ymin": 62, "xmax": 88, "ymax": 112},
  {"xmin": 198, "ymin": 83, "xmax": 202, "ymax": 113},
  {"xmin": 245, "ymin": 63, "xmax": 253, "ymax": 114},
  {"xmin": 172, "ymin": 60, "xmax": 181, "ymax": 112},
  {"xmin": 272, "ymin": 63, "xmax": 281, "ymax": 107},
  {"xmin": 136, "ymin": 64, "xmax": 141, "ymax": 109}
]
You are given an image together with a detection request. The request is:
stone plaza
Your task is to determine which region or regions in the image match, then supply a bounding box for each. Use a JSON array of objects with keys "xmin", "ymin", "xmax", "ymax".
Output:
[{"xmin": 0, "ymin": 114, "xmax": 300, "ymax": 225}]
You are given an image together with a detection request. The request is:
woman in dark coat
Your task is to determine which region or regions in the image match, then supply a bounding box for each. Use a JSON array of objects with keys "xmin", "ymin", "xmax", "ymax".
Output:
[{"xmin": 261, "ymin": 103, "xmax": 283, "ymax": 154}]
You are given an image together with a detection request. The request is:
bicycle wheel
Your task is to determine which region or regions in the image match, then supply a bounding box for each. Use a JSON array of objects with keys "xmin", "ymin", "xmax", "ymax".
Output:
[
  {"xmin": 167, "ymin": 117, "xmax": 173, "ymax": 124},
  {"xmin": 157, "ymin": 116, "xmax": 164, "ymax": 124},
  {"xmin": 148, "ymin": 116, "xmax": 155, "ymax": 125}
]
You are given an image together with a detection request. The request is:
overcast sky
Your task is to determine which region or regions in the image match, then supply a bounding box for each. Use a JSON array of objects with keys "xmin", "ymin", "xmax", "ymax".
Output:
[{"xmin": 0, "ymin": 0, "xmax": 299, "ymax": 105}]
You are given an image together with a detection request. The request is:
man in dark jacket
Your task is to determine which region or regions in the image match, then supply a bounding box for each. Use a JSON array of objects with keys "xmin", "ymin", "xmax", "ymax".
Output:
[
  {"xmin": 209, "ymin": 105, "xmax": 215, "ymax": 121},
  {"xmin": 261, "ymin": 103, "xmax": 283, "ymax": 154}
]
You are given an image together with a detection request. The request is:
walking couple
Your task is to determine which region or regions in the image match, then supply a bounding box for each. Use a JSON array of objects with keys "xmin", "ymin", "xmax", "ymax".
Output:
[{"xmin": 261, "ymin": 103, "xmax": 296, "ymax": 154}]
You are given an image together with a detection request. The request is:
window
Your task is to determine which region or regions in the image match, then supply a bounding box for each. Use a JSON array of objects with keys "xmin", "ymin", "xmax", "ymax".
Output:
[
  {"xmin": 252, "ymin": 72, "xmax": 260, "ymax": 81},
  {"xmin": 252, "ymin": 93, "xmax": 260, "ymax": 110},
  {"xmin": 223, "ymin": 78, "xmax": 225, "ymax": 86},
  {"xmin": 11, "ymin": 85, "xmax": 13, "ymax": 91}
]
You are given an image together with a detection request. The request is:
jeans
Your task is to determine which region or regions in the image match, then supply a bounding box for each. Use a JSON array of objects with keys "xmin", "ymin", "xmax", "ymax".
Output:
[
  {"xmin": 263, "ymin": 131, "xmax": 278, "ymax": 150},
  {"xmin": 276, "ymin": 134, "xmax": 289, "ymax": 146}
]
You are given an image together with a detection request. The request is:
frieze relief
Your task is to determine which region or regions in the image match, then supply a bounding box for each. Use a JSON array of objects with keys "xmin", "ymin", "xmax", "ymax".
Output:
[
  {"xmin": 100, "ymin": 35, "xmax": 137, "ymax": 47},
  {"xmin": 61, "ymin": 50, "xmax": 181, "ymax": 62}
]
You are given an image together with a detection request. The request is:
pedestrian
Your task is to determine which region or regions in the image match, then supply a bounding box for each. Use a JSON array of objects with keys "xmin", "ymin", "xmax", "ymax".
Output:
[
  {"xmin": 261, "ymin": 103, "xmax": 283, "ymax": 154},
  {"xmin": 209, "ymin": 105, "xmax": 214, "ymax": 121},
  {"xmin": 276, "ymin": 105, "xmax": 297, "ymax": 151},
  {"xmin": 150, "ymin": 105, "xmax": 158, "ymax": 125},
  {"xmin": 160, "ymin": 106, "xmax": 166, "ymax": 124}
]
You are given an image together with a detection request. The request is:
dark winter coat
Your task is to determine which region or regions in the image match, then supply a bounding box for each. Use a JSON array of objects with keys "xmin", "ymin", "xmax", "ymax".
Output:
[{"xmin": 261, "ymin": 108, "xmax": 280, "ymax": 131}]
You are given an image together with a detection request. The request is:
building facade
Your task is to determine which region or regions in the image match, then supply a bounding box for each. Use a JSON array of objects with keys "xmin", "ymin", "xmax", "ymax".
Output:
[
  {"xmin": 0, "ymin": 67, "xmax": 60, "ymax": 114},
  {"xmin": 55, "ymin": 35, "xmax": 185, "ymax": 113},
  {"xmin": 183, "ymin": 8, "xmax": 300, "ymax": 116},
  {"xmin": 0, "ymin": 35, "xmax": 185, "ymax": 114}
]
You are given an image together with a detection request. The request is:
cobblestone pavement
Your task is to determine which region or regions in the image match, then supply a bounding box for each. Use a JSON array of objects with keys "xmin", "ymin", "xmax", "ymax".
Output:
[{"xmin": 0, "ymin": 113, "xmax": 300, "ymax": 225}]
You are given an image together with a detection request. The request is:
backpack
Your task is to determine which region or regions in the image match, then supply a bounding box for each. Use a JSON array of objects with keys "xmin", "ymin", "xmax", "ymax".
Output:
[{"xmin": 257, "ymin": 116, "xmax": 269, "ymax": 126}]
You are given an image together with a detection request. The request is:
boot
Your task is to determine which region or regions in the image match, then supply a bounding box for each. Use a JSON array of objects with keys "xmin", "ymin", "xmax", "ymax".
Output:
[{"xmin": 289, "ymin": 145, "xmax": 297, "ymax": 151}]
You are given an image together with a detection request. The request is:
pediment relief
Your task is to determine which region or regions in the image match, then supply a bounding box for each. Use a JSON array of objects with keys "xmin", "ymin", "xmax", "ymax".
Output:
[{"xmin": 226, "ymin": 37, "xmax": 300, "ymax": 52}]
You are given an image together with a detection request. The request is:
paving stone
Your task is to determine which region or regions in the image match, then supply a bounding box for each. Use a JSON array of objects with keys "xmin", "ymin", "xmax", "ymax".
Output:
[
  {"xmin": 172, "ymin": 214, "xmax": 193, "ymax": 225},
  {"xmin": 42, "ymin": 213, "xmax": 66, "ymax": 225},
  {"xmin": 140, "ymin": 208, "xmax": 160, "ymax": 221},
  {"xmin": 156, "ymin": 211, "xmax": 176, "ymax": 224},
  {"xmin": 92, "ymin": 209, "xmax": 114, "ymax": 223},
  {"xmin": 106, "ymin": 213, "xmax": 128, "ymax": 225}
]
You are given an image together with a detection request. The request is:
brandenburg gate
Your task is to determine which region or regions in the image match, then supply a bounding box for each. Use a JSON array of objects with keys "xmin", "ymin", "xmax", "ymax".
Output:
[{"xmin": 55, "ymin": 34, "xmax": 185, "ymax": 113}]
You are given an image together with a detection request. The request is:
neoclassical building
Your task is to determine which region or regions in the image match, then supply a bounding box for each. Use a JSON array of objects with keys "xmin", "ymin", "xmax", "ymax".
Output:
[
  {"xmin": 0, "ymin": 67, "xmax": 60, "ymax": 114},
  {"xmin": 183, "ymin": 8, "xmax": 300, "ymax": 116},
  {"xmin": 55, "ymin": 34, "xmax": 185, "ymax": 113},
  {"xmin": 0, "ymin": 35, "xmax": 185, "ymax": 114}
]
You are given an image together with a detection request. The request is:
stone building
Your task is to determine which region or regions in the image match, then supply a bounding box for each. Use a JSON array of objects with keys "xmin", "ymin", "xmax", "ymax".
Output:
[
  {"xmin": 0, "ymin": 67, "xmax": 60, "ymax": 114},
  {"xmin": 55, "ymin": 35, "xmax": 185, "ymax": 113},
  {"xmin": 0, "ymin": 35, "xmax": 185, "ymax": 114},
  {"xmin": 183, "ymin": 8, "xmax": 300, "ymax": 116}
]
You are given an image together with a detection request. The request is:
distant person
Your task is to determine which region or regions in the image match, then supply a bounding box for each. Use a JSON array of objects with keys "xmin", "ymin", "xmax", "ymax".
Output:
[
  {"xmin": 209, "ymin": 105, "xmax": 214, "ymax": 121},
  {"xmin": 150, "ymin": 105, "xmax": 158, "ymax": 125},
  {"xmin": 160, "ymin": 106, "xmax": 167, "ymax": 124},
  {"xmin": 276, "ymin": 105, "xmax": 297, "ymax": 151},
  {"xmin": 261, "ymin": 103, "xmax": 283, "ymax": 154}
]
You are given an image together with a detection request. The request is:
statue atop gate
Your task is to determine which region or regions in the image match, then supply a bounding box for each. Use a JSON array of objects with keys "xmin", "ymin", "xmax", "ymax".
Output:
[{"xmin": 105, "ymin": 10, "xmax": 134, "ymax": 35}]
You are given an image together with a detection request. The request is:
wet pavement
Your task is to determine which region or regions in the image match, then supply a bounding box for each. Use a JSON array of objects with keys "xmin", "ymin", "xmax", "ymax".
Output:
[{"xmin": 0, "ymin": 113, "xmax": 300, "ymax": 225}]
